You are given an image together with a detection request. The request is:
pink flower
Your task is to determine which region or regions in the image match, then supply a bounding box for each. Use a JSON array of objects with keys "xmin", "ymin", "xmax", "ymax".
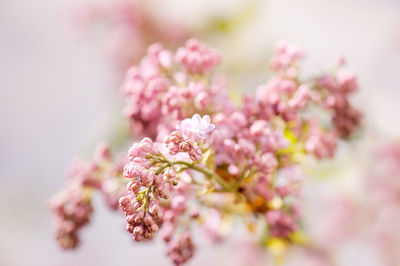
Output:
[
  {"xmin": 175, "ymin": 38, "xmax": 221, "ymax": 74},
  {"xmin": 189, "ymin": 146, "xmax": 202, "ymax": 161},
  {"xmin": 139, "ymin": 137, "xmax": 154, "ymax": 153},
  {"xmin": 181, "ymin": 114, "xmax": 215, "ymax": 139},
  {"xmin": 123, "ymin": 163, "xmax": 146, "ymax": 178},
  {"xmin": 265, "ymin": 210, "xmax": 297, "ymax": 238},
  {"xmin": 52, "ymin": 39, "xmax": 364, "ymax": 265},
  {"xmin": 166, "ymin": 231, "xmax": 195, "ymax": 265}
]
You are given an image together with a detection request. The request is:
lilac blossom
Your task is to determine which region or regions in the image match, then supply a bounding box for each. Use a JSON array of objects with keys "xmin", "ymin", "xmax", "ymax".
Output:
[
  {"xmin": 51, "ymin": 39, "xmax": 363, "ymax": 265},
  {"xmin": 181, "ymin": 114, "xmax": 215, "ymax": 139}
]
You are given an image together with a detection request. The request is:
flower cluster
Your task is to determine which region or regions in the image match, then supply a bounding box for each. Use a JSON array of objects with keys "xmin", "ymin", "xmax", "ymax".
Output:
[
  {"xmin": 316, "ymin": 70, "xmax": 362, "ymax": 138},
  {"xmin": 52, "ymin": 39, "xmax": 362, "ymax": 265},
  {"xmin": 50, "ymin": 186, "xmax": 93, "ymax": 249},
  {"xmin": 50, "ymin": 143, "xmax": 127, "ymax": 247},
  {"xmin": 162, "ymin": 182, "xmax": 198, "ymax": 265},
  {"xmin": 121, "ymin": 39, "xmax": 234, "ymax": 138},
  {"xmin": 361, "ymin": 141, "xmax": 400, "ymax": 264},
  {"xmin": 282, "ymin": 140, "xmax": 400, "ymax": 266},
  {"xmin": 175, "ymin": 38, "xmax": 221, "ymax": 74},
  {"xmin": 166, "ymin": 231, "xmax": 195, "ymax": 265},
  {"xmin": 119, "ymin": 137, "xmax": 169, "ymax": 241}
]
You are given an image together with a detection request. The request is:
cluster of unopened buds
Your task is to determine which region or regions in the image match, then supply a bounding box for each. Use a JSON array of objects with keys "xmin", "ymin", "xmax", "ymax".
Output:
[
  {"xmin": 51, "ymin": 38, "xmax": 362, "ymax": 265},
  {"xmin": 50, "ymin": 143, "xmax": 128, "ymax": 248}
]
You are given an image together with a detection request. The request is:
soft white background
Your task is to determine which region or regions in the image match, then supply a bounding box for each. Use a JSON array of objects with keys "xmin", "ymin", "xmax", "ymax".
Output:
[{"xmin": 1, "ymin": 0, "xmax": 399, "ymax": 265}]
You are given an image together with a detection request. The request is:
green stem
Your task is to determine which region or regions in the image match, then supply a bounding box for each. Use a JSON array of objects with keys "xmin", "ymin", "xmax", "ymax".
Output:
[
  {"xmin": 155, "ymin": 164, "xmax": 170, "ymax": 175},
  {"xmin": 172, "ymin": 160, "xmax": 235, "ymax": 191},
  {"xmin": 141, "ymin": 187, "xmax": 151, "ymax": 211}
]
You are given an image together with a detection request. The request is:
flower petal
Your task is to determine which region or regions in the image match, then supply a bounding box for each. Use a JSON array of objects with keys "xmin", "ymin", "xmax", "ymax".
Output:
[{"xmin": 206, "ymin": 124, "xmax": 215, "ymax": 133}]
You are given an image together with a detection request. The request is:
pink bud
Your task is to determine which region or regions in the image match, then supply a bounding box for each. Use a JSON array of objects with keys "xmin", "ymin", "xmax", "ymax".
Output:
[
  {"xmin": 171, "ymin": 195, "xmax": 186, "ymax": 211},
  {"xmin": 164, "ymin": 210, "xmax": 175, "ymax": 222},
  {"xmin": 127, "ymin": 181, "xmax": 141, "ymax": 194},
  {"xmin": 163, "ymin": 168, "xmax": 176, "ymax": 182},
  {"xmin": 133, "ymin": 201, "xmax": 142, "ymax": 210},
  {"xmin": 230, "ymin": 112, "xmax": 247, "ymax": 128},
  {"xmin": 189, "ymin": 146, "xmax": 202, "ymax": 161},
  {"xmin": 144, "ymin": 213, "xmax": 155, "ymax": 226},
  {"xmin": 157, "ymin": 184, "xmax": 170, "ymax": 199},
  {"xmin": 133, "ymin": 234, "xmax": 144, "ymax": 241},
  {"xmin": 149, "ymin": 204, "xmax": 160, "ymax": 217},
  {"xmin": 144, "ymin": 230, "xmax": 153, "ymax": 239},
  {"xmin": 195, "ymin": 91, "xmax": 210, "ymax": 110},
  {"xmin": 154, "ymin": 174, "xmax": 163, "ymax": 186},
  {"xmin": 133, "ymin": 225, "xmax": 144, "ymax": 235},
  {"xmin": 161, "ymin": 222, "xmax": 174, "ymax": 242},
  {"xmin": 119, "ymin": 196, "xmax": 130, "ymax": 207},
  {"xmin": 126, "ymin": 224, "xmax": 134, "ymax": 233},
  {"xmin": 141, "ymin": 171, "xmax": 154, "ymax": 187},
  {"xmin": 126, "ymin": 215, "xmax": 136, "ymax": 224},
  {"xmin": 124, "ymin": 204, "xmax": 136, "ymax": 215},
  {"xmin": 167, "ymin": 142, "xmax": 179, "ymax": 155},
  {"xmin": 123, "ymin": 163, "xmax": 138, "ymax": 178},
  {"xmin": 127, "ymin": 143, "xmax": 141, "ymax": 161},
  {"xmin": 159, "ymin": 50, "xmax": 173, "ymax": 68},
  {"xmin": 150, "ymin": 223, "xmax": 159, "ymax": 232},
  {"xmin": 169, "ymin": 131, "xmax": 183, "ymax": 143},
  {"xmin": 250, "ymin": 120, "xmax": 269, "ymax": 137},
  {"xmin": 93, "ymin": 142, "xmax": 111, "ymax": 162},
  {"xmin": 135, "ymin": 211, "xmax": 144, "ymax": 223},
  {"xmin": 139, "ymin": 137, "xmax": 153, "ymax": 153},
  {"xmin": 179, "ymin": 141, "xmax": 192, "ymax": 152}
]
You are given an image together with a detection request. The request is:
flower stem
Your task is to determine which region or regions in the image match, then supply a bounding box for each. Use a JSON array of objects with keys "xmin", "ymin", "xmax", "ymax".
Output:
[
  {"xmin": 172, "ymin": 160, "xmax": 235, "ymax": 191},
  {"xmin": 141, "ymin": 187, "xmax": 151, "ymax": 212}
]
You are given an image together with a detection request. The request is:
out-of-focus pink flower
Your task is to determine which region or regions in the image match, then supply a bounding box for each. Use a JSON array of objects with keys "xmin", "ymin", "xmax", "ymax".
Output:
[
  {"xmin": 266, "ymin": 210, "xmax": 297, "ymax": 238},
  {"xmin": 175, "ymin": 38, "xmax": 221, "ymax": 74}
]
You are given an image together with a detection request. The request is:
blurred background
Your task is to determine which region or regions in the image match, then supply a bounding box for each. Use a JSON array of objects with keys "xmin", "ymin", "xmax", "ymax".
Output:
[{"xmin": 1, "ymin": 0, "xmax": 400, "ymax": 265}]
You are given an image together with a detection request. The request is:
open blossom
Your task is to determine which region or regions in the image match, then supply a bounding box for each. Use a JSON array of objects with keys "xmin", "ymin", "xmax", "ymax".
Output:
[
  {"xmin": 120, "ymin": 39, "xmax": 233, "ymax": 139},
  {"xmin": 181, "ymin": 114, "xmax": 215, "ymax": 139}
]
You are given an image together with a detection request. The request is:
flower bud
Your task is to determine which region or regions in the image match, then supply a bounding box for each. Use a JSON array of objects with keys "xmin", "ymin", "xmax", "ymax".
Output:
[
  {"xmin": 127, "ymin": 143, "xmax": 141, "ymax": 161},
  {"xmin": 127, "ymin": 181, "xmax": 141, "ymax": 194},
  {"xmin": 126, "ymin": 224, "xmax": 134, "ymax": 233},
  {"xmin": 126, "ymin": 215, "xmax": 136, "ymax": 224},
  {"xmin": 189, "ymin": 146, "xmax": 202, "ymax": 161},
  {"xmin": 143, "ymin": 213, "xmax": 155, "ymax": 226},
  {"xmin": 133, "ymin": 225, "xmax": 144, "ymax": 235},
  {"xmin": 141, "ymin": 171, "xmax": 154, "ymax": 187},
  {"xmin": 135, "ymin": 211, "xmax": 144, "ymax": 223},
  {"xmin": 150, "ymin": 223, "xmax": 159, "ymax": 232},
  {"xmin": 163, "ymin": 168, "xmax": 176, "ymax": 182},
  {"xmin": 119, "ymin": 196, "xmax": 130, "ymax": 207},
  {"xmin": 139, "ymin": 137, "xmax": 153, "ymax": 153}
]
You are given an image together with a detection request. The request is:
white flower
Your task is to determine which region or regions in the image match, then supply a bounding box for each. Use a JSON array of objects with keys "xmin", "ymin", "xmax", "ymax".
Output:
[{"xmin": 181, "ymin": 114, "xmax": 215, "ymax": 138}]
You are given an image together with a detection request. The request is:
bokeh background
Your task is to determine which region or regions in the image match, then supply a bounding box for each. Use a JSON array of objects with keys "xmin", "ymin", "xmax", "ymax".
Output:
[{"xmin": 1, "ymin": 0, "xmax": 400, "ymax": 265}]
